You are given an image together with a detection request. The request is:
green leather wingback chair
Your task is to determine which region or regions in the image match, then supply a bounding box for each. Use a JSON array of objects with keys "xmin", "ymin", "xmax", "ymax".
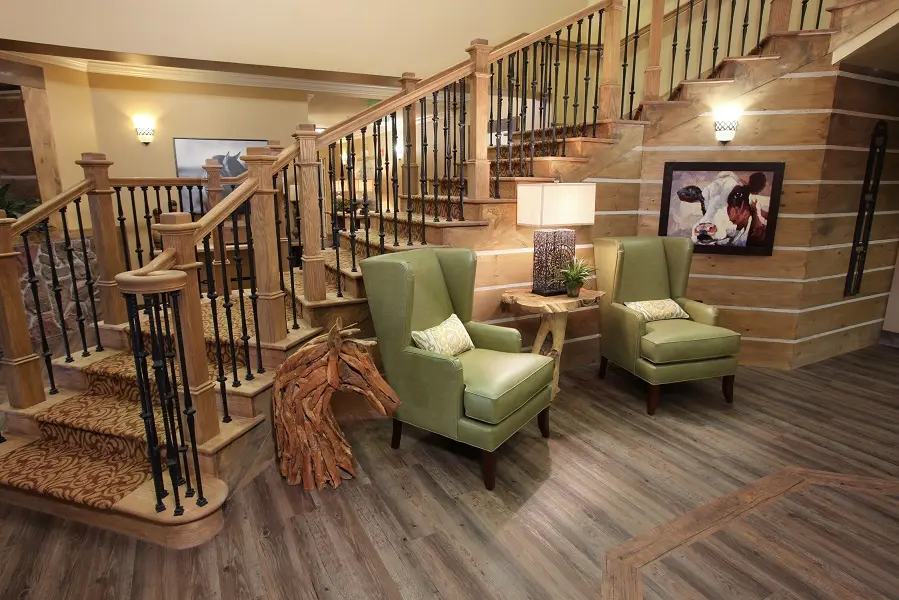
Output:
[
  {"xmin": 594, "ymin": 237, "xmax": 741, "ymax": 415},
  {"xmin": 360, "ymin": 248, "xmax": 554, "ymax": 489}
]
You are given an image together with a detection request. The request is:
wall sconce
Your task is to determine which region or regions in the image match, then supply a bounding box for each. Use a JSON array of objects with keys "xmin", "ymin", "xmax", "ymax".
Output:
[
  {"xmin": 713, "ymin": 105, "xmax": 740, "ymax": 144},
  {"xmin": 133, "ymin": 115, "xmax": 155, "ymax": 145}
]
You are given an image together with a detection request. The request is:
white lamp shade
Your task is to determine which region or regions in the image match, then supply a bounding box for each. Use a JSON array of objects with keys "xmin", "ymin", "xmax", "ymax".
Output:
[{"xmin": 516, "ymin": 183, "xmax": 595, "ymax": 226}]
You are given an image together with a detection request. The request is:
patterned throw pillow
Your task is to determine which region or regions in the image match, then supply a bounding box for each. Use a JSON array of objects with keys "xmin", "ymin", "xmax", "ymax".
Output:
[
  {"xmin": 624, "ymin": 299, "xmax": 690, "ymax": 322},
  {"xmin": 411, "ymin": 314, "xmax": 475, "ymax": 356}
]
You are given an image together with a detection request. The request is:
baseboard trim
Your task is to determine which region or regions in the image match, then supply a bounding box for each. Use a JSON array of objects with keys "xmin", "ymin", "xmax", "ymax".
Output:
[{"xmin": 879, "ymin": 330, "xmax": 899, "ymax": 348}]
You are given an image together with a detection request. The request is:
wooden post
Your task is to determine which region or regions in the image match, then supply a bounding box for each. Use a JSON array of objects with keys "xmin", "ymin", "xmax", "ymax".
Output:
[
  {"xmin": 293, "ymin": 124, "xmax": 327, "ymax": 302},
  {"xmin": 599, "ymin": 0, "xmax": 626, "ymax": 124},
  {"xmin": 203, "ymin": 159, "xmax": 228, "ymax": 300},
  {"xmin": 243, "ymin": 147, "xmax": 287, "ymax": 344},
  {"xmin": 77, "ymin": 153, "xmax": 128, "ymax": 326},
  {"xmin": 399, "ymin": 72, "xmax": 421, "ymax": 197},
  {"xmin": 0, "ymin": 211, "xmax": 47, "ymax": 409},
  {"xmin": 767, "ymin": 0, "xmax": 793, "ymax": 34},
  {"xmin": 467, "ymin": 39, "xmax": 493, "ymax": 200},
  {"xmin": 643, "ymin": 0, "xmax": 666, "ymax": 101},
  {"xmin": 157, "ymin": 213, "xmax": 220, "ymax": 445}
]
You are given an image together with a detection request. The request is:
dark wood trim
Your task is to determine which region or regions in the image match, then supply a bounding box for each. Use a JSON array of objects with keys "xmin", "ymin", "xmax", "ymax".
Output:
[
  {"xmin": 0, "ymin": 58, "xmax": 45, "ymax": 89},
  {"xmin": 538, "ymin": 407, "xmax": 550, "ymax": 439},
  {"xmin": 723, "ymin": 375, "xmax": 735, "ymax": 403},
  {"xmin": 599, "ymin": 356, "xmax": 609, "ymax": 379},
  {"xmin": 390, "ymin": 418, "xmax": 402, "ymax": 449},
  {"xmin": 481, "ymin": 450, "xmax": 497, "ymax": 490},
  {"xmin": 647, "ymin": 385, "xmax": 661, "ymax": 415}
]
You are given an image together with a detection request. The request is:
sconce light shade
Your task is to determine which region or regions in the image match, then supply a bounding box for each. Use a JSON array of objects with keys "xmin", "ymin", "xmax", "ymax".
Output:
[
  {"xmin": 713, "ymin": 105, "xmax": 741, "ymax": 144},
  {"xmin": 133, "ymin": 115, "xmax": 155, "ymax": 145}
]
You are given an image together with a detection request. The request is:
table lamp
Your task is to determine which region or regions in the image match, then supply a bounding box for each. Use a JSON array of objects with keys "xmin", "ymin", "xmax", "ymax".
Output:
[{"xmin": 517, "ymin": 182, "xmax": 596, "ymax": 296}]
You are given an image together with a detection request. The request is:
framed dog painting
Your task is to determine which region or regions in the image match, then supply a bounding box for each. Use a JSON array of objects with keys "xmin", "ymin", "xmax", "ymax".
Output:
[{"xmin": 659, "ymin": 161, "xmax": 785, "ymax": 256}]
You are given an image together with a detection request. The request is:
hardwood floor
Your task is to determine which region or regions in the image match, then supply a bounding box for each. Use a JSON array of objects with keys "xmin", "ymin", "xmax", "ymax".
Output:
[{"xmin": 1, "ymin": 344, "xmax": 898, "ymax": 599}]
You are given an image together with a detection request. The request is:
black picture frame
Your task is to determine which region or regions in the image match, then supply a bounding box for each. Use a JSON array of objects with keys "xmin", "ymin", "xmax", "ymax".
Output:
[{"xmin": 658, "ymin": 161, "xmax": 785, "ymax": 256}]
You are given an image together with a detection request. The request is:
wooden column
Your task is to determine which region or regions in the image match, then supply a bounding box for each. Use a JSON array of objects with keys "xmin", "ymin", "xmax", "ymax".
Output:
[
  {"xmin": 0, "ymin": 211, "xmax": 47, "ymax": 408},
  {"xmin": 157, "ymin": 213, "xmax": 220, "ymax": 445},
  {"xmin": 599, "ymin": 0, "xmax": 626, "ymax": 123},
  {"xmin": 203, "ymin": 159, "xmax": 228, "ymax": 299},
  {"xmin": 767, "ymin": 0, "xmax": 794, "ymax": 34},
  {"xmin": 399, "ymin": 72, "xmax": 421, "ymax": 197},
  {"xmin": 243, "ymin": 147, "xmax": 287, "ymax": 344},
  {"xmin": 293, "ymin": 124, "xmax": 327, "ymax": 302},
  {"xmin": 467, "ymin": 39, "xmax": 493, "ymax": 200},
  {"xmin": 77, "ymin": 153, "xmax": 128, "ymax": 326},
  {"xmin": 643, "ymin": 0, "xmax": 666, "ymax": 101}
]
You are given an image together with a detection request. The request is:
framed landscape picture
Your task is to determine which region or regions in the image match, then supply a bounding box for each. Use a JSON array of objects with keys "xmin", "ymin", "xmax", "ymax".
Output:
[
  {"xmin": 659, "ymin": 161, "xmax": 785, "ymax": 256},
  {"xmin": 173, "ymin": 138, "xmax": 267, "ymax": 213}
]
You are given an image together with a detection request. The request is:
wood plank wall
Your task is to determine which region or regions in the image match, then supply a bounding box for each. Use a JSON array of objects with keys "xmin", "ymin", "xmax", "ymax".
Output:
[{"xmin": 596, "ymin": 66, "xmax": 899, "ymax": 370}]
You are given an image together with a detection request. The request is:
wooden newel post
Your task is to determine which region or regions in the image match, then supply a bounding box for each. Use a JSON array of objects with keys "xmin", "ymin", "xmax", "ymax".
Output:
[
  {"xmin": 77, "ymin": 152, "xmax": 128, "ymax": 326},
  {"xmin": 243, "ymin": 147, "xmax": 287, "ymax": 344},
  {"xmin": 293, "ymin": 124, "xmax": 327, "ymax": 302},
  {"xmin": 767, "ymin": 0, "xmax": 793, "ymax": 34},
  {"xmin": 599, "ymin": 0, "xmax": 626, "ymax": 125},
  {"xmin": 203, "ymin": 159, "xmax": 228, "ymax": 299},
  {"xmin": 0, "ymin": 212, "xmax": 46, "ymax": 409},
  {"xmin": 156, "ymin": 212, "xmax": 220, "ymax": 445},
  {"xmin": 399, "ymin": 72, "xmax": 421, "ymax": 197},
  {"xmin": 467, "ymin": 39, "xmax": 493, "ymax": 200},
  {"xmin": 643, "ymin": 0, "xmax": 666, "ymax": 101}
]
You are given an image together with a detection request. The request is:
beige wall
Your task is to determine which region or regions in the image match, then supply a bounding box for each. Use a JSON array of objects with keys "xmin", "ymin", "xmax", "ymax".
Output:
[
  {"xmin": 86, "ymin": 74, "xmax": 308, "ymax": 178},
  {"xmin": 41, "ymin": 65, "xmax": 98, "ymax": 188},
  {"xmin": 886, "ymin": 253, "xmax": 899, "ymax": 333},
  {"xmin": 308, "ymin": 93, "xmax": 372, "ymax": 130},
  {"xmin": 1, "ymin": 0, "xmax": 587, "ymax": 78}
]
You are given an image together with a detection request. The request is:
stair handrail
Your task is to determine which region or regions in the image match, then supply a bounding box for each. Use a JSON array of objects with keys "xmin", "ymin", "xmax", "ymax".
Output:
[
  {"xmin": 486, "ymin": 0, "xmax": 612, "ymax": 62},
  {"xmin": 191, "ymin": 175, "xmax": 260, "ymax": 243},
  {"xmin": 109, "ymin": 177, "xmax": 206, "ymax": 187},
  {"xmin": 11, "ymin": 178, "xmax": 94, "ymax": 236}
]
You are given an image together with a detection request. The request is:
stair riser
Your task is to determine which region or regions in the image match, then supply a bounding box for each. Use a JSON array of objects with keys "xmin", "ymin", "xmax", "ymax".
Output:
[
  {"xmin": 299, "ymin": 298, "xmax": 374, "ymax": 339},
  {"xmin": 324, "ymin": 264, "xmax": 366, "ymax": 298},
  {"xmin": 408, "ymin": 197, "xmax": 492, "ymax": 221},
  {"xmin": 337, "ymin": 234, "xmax": 399, "ymax": 264}
]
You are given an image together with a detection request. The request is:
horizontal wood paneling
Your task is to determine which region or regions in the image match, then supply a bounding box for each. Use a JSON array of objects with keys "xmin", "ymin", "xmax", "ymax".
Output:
[
  {"xmin": 801, "ymin": 268, "xmax": 895, "ymax": 308},
  {"xmin": 594, "ymin": 214, "xmax": 638, "ymax": 238},
  {"xmin": 738, "ymin": 339, "xmax": 794, "ymax": 369},
  {"xmin": 0, "ymin": 96, "xmax": 25, "ymax": 119},
  {"xmin": 473, "ymin": 279, "xmax": 599, "ymax": 322},
  {"xmin": 822, "ymin": 149, "xmax": 899, "ymax": 181},
  {"xmin": 777, "ymin": 212, "xmax": 899, "ymax": 247},
  {"xmin": 791, "ymin": 321, "xmax": 883, "ymax": 368},
  {"xmin": 559, "ymin": 336, "xmax": 601, "ymax": 371},
  {"xmin": 687, "ymin": 277, "xmax": 804, "ymax": 309},
  {"xmin": 827, "ymin": 112, "xmax": 899, "ymax": 150},
  {"xmin": 644, "ymin": 113, "xmax": 832, "ymax": 147},
  {"xmin": 832, "ymin": 75, "xmax": 899, "ymax": 118},
  {"xmin": 796, "ymin": 295, "xmax": 889, "ymax": 339},
  {"xmin": 641, "ymin": 149, "xmax": 826, "ymax": 181},
  {"xmin": 473, "ymin": 246, "xmax": 594, "ymax": 289},
  {"xmin": 717, "ymin": 309, "xmax": 797, "ymax": 340},
  {"xmin": 0, "ymin": 121, "xmax": 31, "ymax": 147},
  {"xmin": 0, "ymin": 149, "xmax": 36, "ymax": 176},
  {"xmin": 594, "ymin": 181, "xmax": 640, "ymax": 211},
  {"xmin": 689, "ymin": 250, "xmax": 808, "ymax": 279},
  {"xmin": 805, "ymin": 240, "xmax": 899, "ymax": 279},
  {"xmin": 818, "ymin": 183, "xmax": 899, "ymax": 214}
]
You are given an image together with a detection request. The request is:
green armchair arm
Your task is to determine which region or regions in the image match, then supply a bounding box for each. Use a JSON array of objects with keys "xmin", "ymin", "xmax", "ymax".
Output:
[
  {"xmin": 676, "ymin": 297, "xmax": 718, "ymax": 326},
  {"xmin": 464, "ymin": 321, "xmax": 522, "ymax": 353},
  {"xmin": 603, "ymin": 302, "xmax": 647, "ymax": 372},
  {"xmin": 392, "ymin": 346, "xmax": 466, "ymax": 439}
]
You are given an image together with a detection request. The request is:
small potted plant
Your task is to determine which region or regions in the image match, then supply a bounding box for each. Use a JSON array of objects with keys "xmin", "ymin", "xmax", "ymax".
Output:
[{"xmin": 559, "ymin": 256, "xmax": 594, "ymax": 298}]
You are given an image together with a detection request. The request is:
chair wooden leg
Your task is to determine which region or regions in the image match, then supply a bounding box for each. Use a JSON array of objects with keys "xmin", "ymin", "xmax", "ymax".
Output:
[
  {"xmin": 723, "ymin": 375, "xmax": 735, "ymax": 404},
  {"xmin": 390, "ymin": 418, "xmax": 402, "ymax": 449},
  {"xmin": 482, "ymin": 450, "xmax": 497, "ymax": 490},
  {"xmin": 647, "ymin": 385, "xmax": 661, "ymax": 415},
  {"xmin": 538, "ymin": 407, "xmax": 550, "ymax": 439},
  {"xmin": 598, "ymin": 356, "xmax": 608, "ymax": 379}
]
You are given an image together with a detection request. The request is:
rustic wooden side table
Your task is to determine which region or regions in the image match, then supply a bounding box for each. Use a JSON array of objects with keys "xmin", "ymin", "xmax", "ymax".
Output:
[{"xmin": 500, "ymin": 288, "xmax": 603, "ymax": 395}]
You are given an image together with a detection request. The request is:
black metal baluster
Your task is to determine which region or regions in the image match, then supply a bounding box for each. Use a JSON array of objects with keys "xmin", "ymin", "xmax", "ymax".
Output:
[
  {"xmin": 419, "ymin": 98, "xmax": 428, "ymax": 246},
  {"xmin": 459, "ymin": 77, "xmax": 467, "ymax": 221},
  {"xmin": 159, "ymin": 294, "xmax": 193, "ymax": 496},
  {"xmin": 124, "ymin": 293, "xmax": 166, "ymax": 511},
  {"xmin": 128, "ymin": 187, "xmax": 144, "ymax": 268},
  {"xmin": 281, "ymin": 167, "xmax": 298, "ymax": 330},
  {"xmin": 562, "ymin": 25, "xmax": 573, "ymax": 151},
  {"xmin": 671, "ymin": 0, "xmax": 682, "ymax": 93},
  {"xmin": 374, "ymin": 119, "xmax": 386, "ymax": 252},
  {"xmin": 170, "ymin": 290, "xmax": 207, "ymax": 507},
  {"xmin": 231, "ymin": 209, "xmax": 253, "ymax": 379},
  {"xmin": 153, "ymin": 186, "xmax": 163, "ymax": 224},
  {"xmin": 114, "ymin": 187, "xmax": 132, "ymax": 271},
  {"xmin": 59, "ymin": 206, "xmax": 89, "ymax": 357},
  {"xmin": 593, "ymin": 12, "xmax": 603, "ymax": 136},
  {"xmin": 291, "ymin": 161, "xmax": 304, "ymax": 260},
  {"xmin": 727, "ymin": 0, "xmax": 737, "ymax": 55},
  {"xmin": 384, "ymin": 119, "xmax": 393, "ymax": 216},
  {"xmin": 712, "ymin": 0, "xmax": 724, "ymax": 69},
  {"xmin": 540, "ymin": 39, "xmax": 549, "ymax": 143},
  {"xmin": 621, "ymin": 0, "xmax": 632, "ymax": 117},
  {"xmin": 314, "ymin": 156, "xmax": 324, "ymax": 251},
  {"xmin": 22, "ymin": 233, "xmax": 56, "ymax": 393},
  {"xmin": 217, "ymin": 221, "xmax": 240, "ymax": 391},
  {"xmin": 141, "ymin": 186, "xmax": 155, "ymax": 260},
  {"xmin": 530, "ymin": 42, "xmax": 538, "ymax": 174},
  {"xmin": 165, "ymin": 185, "xmax": 175, "ymax": 212},
  {"xmin": 815, "ymin": 0, "xmax": 824, "ymax": 28},
  {"xmin": 740, "ymin": 0, "xmax": 752, "ymax": 54},
  {"xmin": 698, "ymin": 0, "xmax": 709, "ymax": 77},
  {"xmin": 553, "ymin": 32, "xmax": 561, "ymax": 149},
  {"xmin": 391, "ymin": 112, "xmax": 402, "ymax": 238},
  {"xmin": 190, "ymin": 186, "xmax": 202, "ymax": 294},
  {"xmin": 520, "ymin": 47, "xmax": 529, "ymax": 171},
  {"xmin": 360, "ymin": 127, "xmax": 371, "ymax": 255},
  {"xmin": 443, "ymin": 85, "xmax": 451, "ymax": 221},
  {"xmin": 404, "ymin": 105, "xmax": 413, "ymax": 245},
  {"xmin": 243, "ymin": 200, "xmax": 264, "ymax": 373},
  {"xmin": 43, "ymin": 219, "xmax": 72, "ymax": 362},
  {"xmin": 348, "ymin": 134, "xmax": 362, "ymax": 260},
  {"xmin": 582, "ymin": 15, "xmax": 594, "ymax": 134},
  {"xmin": 489, "ymin": 62, "xmax": 495, "ymax": 150},
  {"xmin": 494, "ymin": 58, "xmax": 503, "ymax": 198},
  {"xmin": 146, "ymin": 294, "xmax": 183, "ymax": 516},
  {"xmin": 757, "ymin": 0, "xmax": 767, "ymax": 47},
  {"xmin": 272, "ymin": 174, "xmax": 286, "ymax": 292},
  {"xmin": 431, "ymin": 90, "xmax": 439, "ymax": 234},
  {"xmin": 685, "ymin": 0, "xmax": 696, "ymax": 79},
  {"xmin": 452, "ymin": 83, "xmax": 458, "ymax": 180},
  {"xmin": 628, "ymin": 0, "xmax": 643, "ymax": 117},
  {"xmin": 339, "ymin": 137, "xmax": 347, "ymax": 235},
  {"xmin": 572, "ymin": 20, "xmax": 583, "ymax": 139},
  {"xmin": 73, "ymin": 196, "xmax": 102, "ymax": 351},
  {"xmin": 203, "ymin": 232, "xmax": 229, "ymax": 419},
  {"xmin": 507, "ymin": 54, "xmax": 515, "ymax": 174},
  {"xmin": 329, "ymin": 142, "xmax": 344, "ymax": 298}
]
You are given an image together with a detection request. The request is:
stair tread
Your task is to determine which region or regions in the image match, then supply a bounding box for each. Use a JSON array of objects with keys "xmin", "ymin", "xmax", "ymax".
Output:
[
  {"xmin": 338, "ymin": 228, "xmax": 446, "ymax": 251},
  {"xmin": 339, "ymin": 209, "xmax": 488, "ymax": 227},
  {"xmin": 0, "ymin": 436, "xmax": 153, "ymax": 509},
  {"xmin": 35, "ymin": 388, "xmax": 165, "ymax": 444}
]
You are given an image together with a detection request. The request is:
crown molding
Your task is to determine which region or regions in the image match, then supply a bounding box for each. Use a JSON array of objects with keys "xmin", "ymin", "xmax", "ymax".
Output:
[{"xmin": 0, "ymin": 51, "xmax": 396, "ymax": 99}]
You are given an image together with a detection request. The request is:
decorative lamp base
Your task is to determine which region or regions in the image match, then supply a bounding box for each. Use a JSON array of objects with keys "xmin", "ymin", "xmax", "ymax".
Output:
[{"xmin": 532, "ymin": 228, "xmax": 576, "ymax": 296}]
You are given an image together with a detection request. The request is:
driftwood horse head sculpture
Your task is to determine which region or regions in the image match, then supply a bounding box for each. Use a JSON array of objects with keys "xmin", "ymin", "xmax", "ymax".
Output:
[{"xmin": 273, "ymin": 320, "xmax": 400, "ymax": 490}]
